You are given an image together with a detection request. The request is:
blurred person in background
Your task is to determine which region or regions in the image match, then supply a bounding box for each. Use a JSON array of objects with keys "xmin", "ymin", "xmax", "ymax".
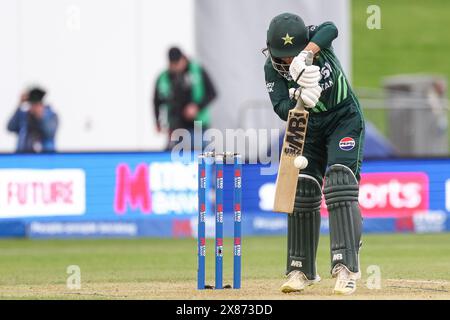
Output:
[
  {"xmin": 7, "ymin": 87, "xmax": 58, "ymax": 153},
  {"xmin": 153, "ymin": 46, "xmax": 217, "ymax": 151}
]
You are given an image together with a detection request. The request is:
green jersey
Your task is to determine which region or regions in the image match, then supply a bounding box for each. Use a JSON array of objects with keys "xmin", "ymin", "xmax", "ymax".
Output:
[{"xmin": 264, "ymin": 22, "xmax": 358, "ymax": 120}]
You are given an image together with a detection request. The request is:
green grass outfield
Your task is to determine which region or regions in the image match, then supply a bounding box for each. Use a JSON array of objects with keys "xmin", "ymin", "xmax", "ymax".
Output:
[
  {"xmin": 0, "ymin": 233, "xmax": 450, "ymax": 299},
  {"xmin": 352, "ymin": 0, "xmax": 450, "ymax": 88},
  {"xmin": 352, "ymin": 0, "xmax": 450, "ymax": 141}
]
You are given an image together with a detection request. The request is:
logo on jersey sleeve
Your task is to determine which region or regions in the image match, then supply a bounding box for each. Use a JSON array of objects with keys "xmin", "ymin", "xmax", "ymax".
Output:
[
  {"xmin": 266, "ymin": 82, "xmax": 275, "ymax": 93},
  {"xmin": 339, "ymin": 137, "xmax": 356, "ymax": 151}
]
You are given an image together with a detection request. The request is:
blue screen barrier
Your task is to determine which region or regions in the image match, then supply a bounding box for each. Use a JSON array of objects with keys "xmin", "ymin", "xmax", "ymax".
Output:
[{"xmin": 0, "ymin": 153, "xmax": 449, "ymax": 238}]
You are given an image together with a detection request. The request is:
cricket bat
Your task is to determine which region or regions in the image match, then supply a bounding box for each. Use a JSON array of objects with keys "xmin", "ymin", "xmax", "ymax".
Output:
[{"xmin": 273, "ymin": 51, "xmax": 314, "ymax": 213}]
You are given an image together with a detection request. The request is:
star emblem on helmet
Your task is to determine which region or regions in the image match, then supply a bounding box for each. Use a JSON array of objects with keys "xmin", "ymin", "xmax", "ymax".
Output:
[{"xmin": 282, "ymin": 33, "xmax": 294, "ymax": 45}]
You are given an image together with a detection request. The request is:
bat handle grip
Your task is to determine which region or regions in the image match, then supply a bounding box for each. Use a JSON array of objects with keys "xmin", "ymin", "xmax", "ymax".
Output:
[{"xmin": 305, "ymin": 50, "xmax": 314, "ymax": 66}]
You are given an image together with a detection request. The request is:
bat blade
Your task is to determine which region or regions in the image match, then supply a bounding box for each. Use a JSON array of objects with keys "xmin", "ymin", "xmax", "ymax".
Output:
[{"xmin": 273, "ymin": 109, "xmax": 309, "ymax": 213}]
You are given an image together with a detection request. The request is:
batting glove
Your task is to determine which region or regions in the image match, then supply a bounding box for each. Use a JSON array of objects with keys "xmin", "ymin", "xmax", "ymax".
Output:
[
  {"xmin": 297, "ymin": 66, "xmax": 321, "ymax": 88},
  {"xmin": 288, "ymin": 88, "xmax": 300, "ymax": 101},
  {"xmin": 289, "ymin": 51, "xmax": 321, "ymax": 88},
  {"xmin": 301, "ymin": 85, "xmax": 323, "ymax": 109},
  {"xmin": 289, "ymin": 51, "xmax": 308, "ymax": 81}
]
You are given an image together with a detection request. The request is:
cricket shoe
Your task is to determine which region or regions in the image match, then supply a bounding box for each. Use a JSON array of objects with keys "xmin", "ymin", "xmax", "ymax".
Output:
[
  {"xmin": 332, "ymin": 264, "xmax": 361, "ymax": 295},
  {"xmin": 280, "ymin": 270, "xmax": 321, "ymax": 293}
]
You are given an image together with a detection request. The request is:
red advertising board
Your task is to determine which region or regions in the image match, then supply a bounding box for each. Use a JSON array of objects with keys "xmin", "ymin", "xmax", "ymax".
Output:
[{"xmin": 321, "ymin": 172, "xmax": 429, "ymax": 218}]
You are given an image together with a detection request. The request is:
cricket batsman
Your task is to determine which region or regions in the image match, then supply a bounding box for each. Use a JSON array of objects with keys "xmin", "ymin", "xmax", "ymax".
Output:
[{"xmin": 264, "ymin": 13, "xmax": 365, "ymax": 295}]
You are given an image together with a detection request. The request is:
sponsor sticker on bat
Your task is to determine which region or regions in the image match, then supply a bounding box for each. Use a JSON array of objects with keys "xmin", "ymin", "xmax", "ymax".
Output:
[{"xmin": 283, "ymin": 111, "xmax": 308, "ymax": 156}]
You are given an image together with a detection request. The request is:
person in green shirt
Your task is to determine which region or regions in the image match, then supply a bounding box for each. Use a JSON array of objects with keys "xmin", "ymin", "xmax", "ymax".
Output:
[
  {"xmin": 264, "ymin": 13, "xmax": 365, "ymax": 295},
  {"xmin": 154, "ymin": 47, "xmax": 217, "ymax": 151}
]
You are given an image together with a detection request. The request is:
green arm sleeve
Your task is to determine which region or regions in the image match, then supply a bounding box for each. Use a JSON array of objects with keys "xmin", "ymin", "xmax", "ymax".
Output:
[
  {"xmin": 264, "ymin": 61, "xmax": 296, "ymax": 121},
  {"xmin": 271, "ymin": 91, "xmax": 296, "ymax": 122},
  {"xmin": 309, "ymin": 22, "xmax": 338, "ymax": 50}
]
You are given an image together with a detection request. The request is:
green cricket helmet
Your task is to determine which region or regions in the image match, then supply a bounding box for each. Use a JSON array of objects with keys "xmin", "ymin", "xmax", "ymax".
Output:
[{"xmin": 266, "ymin": 13, "xmax": 309, "ymax": 80}]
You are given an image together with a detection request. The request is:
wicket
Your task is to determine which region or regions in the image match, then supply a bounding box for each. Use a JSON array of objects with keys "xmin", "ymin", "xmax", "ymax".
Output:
[{"xmin": 197, "ymin": 152, "xmax": 242, "ymax": 290}]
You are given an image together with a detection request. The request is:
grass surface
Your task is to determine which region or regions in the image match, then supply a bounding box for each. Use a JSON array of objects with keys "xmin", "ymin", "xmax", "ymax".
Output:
[
  {"xmin": 0, "ymin": 233, "xmax": 450, "ymax": 299},
  {"xmin": 352, "ymin": 0, "xmax": 450, "ymax": 88},
  {"xmin": 352, "ymin": 0, "xmax": 450, "ymax": 139}
]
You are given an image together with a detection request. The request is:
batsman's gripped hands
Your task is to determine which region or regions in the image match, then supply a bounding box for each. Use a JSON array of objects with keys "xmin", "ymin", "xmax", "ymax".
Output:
[
  {"xmin": 289, "ymin": 50, "xmax": 322, "ymax": 109},
  {"xmin": 289, "ymin": 51, "xmax": 321, "ymax": 88},
  {"xmin": 289, "ymin": 86, "xmax": 322, "ymax": 109},
  {"xmin": 301, "ymin": 86, "xmax": 323, "ymax": 109}
]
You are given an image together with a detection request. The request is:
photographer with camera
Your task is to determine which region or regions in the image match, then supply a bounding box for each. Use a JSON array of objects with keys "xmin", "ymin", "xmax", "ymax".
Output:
[{"xmin": 7, "ymin": 87, "xmax": 59, "ymax": 153}]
